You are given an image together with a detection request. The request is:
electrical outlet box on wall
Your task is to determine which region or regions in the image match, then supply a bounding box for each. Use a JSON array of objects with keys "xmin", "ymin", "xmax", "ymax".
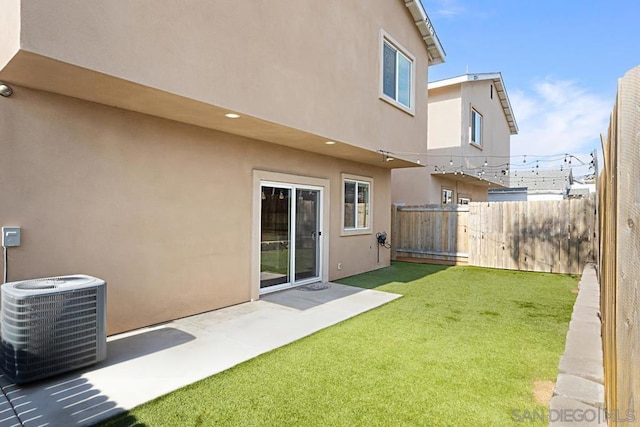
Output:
[{"xmin": 2, "ymin": 227, "xmax": 20, "ymax": 247}]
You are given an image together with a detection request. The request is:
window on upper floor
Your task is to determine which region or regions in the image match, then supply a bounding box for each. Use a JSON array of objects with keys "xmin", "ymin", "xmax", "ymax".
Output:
[
  {"xmin": 471, "ymin": 108, "xmax": 483, "ymax": 147},
  {"xmin": 343, "ymin": 175, "xmax": 372, "ymax": 234},
  {"xmin": 380, "ymin": 32, "xmax": 415, "ymax": 114}
]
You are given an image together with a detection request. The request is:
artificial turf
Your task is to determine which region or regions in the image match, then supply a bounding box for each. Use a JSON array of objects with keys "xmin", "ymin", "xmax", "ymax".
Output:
[{"xmin": 101, "ymin": 262, "xmax": 577, "ymax": 426}]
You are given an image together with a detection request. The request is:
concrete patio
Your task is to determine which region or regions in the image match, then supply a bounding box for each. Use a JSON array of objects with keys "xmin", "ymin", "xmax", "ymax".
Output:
[{"xmin": 0, "ymin": 283, "xmax": 400, "ymax": 426}]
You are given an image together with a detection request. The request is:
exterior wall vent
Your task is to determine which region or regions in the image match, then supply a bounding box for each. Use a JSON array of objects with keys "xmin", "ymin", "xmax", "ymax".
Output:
[{"xmin": 0, "ymin": 275, "xmax": 107, "ymax": 384}]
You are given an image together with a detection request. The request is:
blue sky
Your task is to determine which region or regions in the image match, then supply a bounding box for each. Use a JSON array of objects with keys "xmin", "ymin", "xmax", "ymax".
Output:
[{"xmin": 422, "ymin": 0, "xmax": 639, "ymax": 176}]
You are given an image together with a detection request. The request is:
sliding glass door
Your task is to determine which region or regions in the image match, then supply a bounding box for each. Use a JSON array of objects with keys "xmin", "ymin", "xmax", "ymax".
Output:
[
  {"xmin": 260, "ymin": 183, "xmax": 322, "ymax": 292},
  {"xmin": 294, "ymin": 188, "xmax": 320, "ymax": 282},
  {"xmin": 259, "ymin": 185, "xmax": 292, "ymax": 288}
]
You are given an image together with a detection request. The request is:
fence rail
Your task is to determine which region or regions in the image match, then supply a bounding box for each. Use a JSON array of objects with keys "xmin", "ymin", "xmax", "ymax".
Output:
[{"xmin": 392, "ymin": 197, "xmax": 595, "ymax": 275}]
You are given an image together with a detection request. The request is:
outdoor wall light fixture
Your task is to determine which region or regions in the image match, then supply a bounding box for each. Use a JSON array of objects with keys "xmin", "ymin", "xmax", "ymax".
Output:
[
  {"xmin": 379, "ymin": 150, "xmax": 395, "ymax": 162},
  {"xmin": 0, "ymin": 84, "xmax": 13, "ymax": 97},
  {"xmin": 224, "ymin": 113, "xmax": 240, "ymax": 119},
  {"xmin": 324, "ymin": 141, "xmax": 336, "ymax": 145}
]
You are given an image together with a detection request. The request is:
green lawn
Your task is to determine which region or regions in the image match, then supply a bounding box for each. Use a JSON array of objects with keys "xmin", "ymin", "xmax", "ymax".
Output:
[{"xmin": 101, "ymin": 263, "xmax": 577, "ymax": 427}]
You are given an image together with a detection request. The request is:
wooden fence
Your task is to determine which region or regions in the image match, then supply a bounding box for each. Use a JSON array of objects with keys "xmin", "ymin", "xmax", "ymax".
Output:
[
  {"xmin": 392, "ymin": 197, "xmax": 596, "ymax": 275},
  {"xmin": 598, "ymin": 65, "xmax": 640, "ymax": 422},
  {"xmin": 392, "ymin": 205, "xmax": 469, "ymax": 265},
  {"xmin": 468, "ymin": 199, "xmax": 595, "ymax": 274}
]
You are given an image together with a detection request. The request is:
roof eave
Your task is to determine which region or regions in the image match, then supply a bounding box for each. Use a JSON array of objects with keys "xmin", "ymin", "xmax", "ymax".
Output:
[
  {"xmin": 404, "ymin": 0, "xmax": 446, "ymax": 65},
  {"xmin": 490, "ymin": 76, "xmax": 519, "ymax": 135}
]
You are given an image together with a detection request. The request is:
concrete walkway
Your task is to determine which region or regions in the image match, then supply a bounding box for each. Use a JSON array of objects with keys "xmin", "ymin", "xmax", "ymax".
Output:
[{"xmin": 0, "ymin": 283, "xmax": 400, "ymax": 426}]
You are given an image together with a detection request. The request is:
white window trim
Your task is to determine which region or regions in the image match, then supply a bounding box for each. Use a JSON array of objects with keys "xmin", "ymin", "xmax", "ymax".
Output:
[
  {"xmin": 470, "ymin": 106, "xmax": 483, "ymax": 149},
  {"xmin": 379, "ymin": 30, "xmax": 416, "ymax": 116},
  {"xmin": 442, "ymin": 188, "xmax": 454, "ymax": 205},
  {"xmin": 341, "ymin": 173, "xmax": 373, "ymax": 236}
]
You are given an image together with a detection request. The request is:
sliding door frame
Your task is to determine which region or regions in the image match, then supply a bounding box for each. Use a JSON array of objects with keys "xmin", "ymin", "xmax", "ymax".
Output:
[{"xmin": 251, "ymin": 170, "xmax": 330, "ymax": 301}]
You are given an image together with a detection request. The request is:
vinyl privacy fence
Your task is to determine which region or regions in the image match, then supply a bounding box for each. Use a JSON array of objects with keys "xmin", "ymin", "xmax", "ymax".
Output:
[{"xmin": 392, "ymin": 197, "xmax": 596, "ymax": 275}]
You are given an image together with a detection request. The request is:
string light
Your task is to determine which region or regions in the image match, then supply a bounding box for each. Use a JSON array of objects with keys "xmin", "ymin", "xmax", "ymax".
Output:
[{"xmin": 376, "ymin": 149, "xmax": 597, "ymax": 185}]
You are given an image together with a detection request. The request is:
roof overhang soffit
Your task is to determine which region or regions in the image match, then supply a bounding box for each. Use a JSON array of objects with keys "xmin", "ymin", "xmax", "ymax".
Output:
[{"xmin": 403, "ymin": 0, "xmax": 446, "ymax": 65}]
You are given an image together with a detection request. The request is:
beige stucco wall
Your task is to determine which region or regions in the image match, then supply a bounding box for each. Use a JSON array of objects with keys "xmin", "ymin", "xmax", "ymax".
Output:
[
  {"xmin": 14, "ymin": 0, "xmax": 429, "ymax": 157},
  {"xmin": 425, "ymin": 86, "xmax": 463, "ymax": 149},
  {"xmin": 0, "ymin": 0, "xmax": 20, "ymax": 70},
  {"xmin": 391, "ymin": 167, "xmax": 428, "ymax": 205},
  {"xmin": 427, "ymin": 176, "xmax": 489, "ymax": 204},
  {"xmin": 393, "ymin": 79, "xmax": 512, "ymax": 205},
  {"xmin": 460, "ymin": 80, "xmax": 512, "ymax": 167},
  {"xmin": 0, "ymin": 87, "xmax": 391, "ymax": 334},
  {"xmin": 391, "ymin": 86, "xmax": 460, "ymax": 205}
]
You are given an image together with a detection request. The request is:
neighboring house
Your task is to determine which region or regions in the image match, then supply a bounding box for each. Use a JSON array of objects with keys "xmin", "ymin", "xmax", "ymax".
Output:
[
  {"xmin": 568, "ymin": 178, "xmax": 596, "ymax": 199},
  {"xmin": 0, "ymin": 1, "xmax": 444, "ymax": 334},
  {"xmin": 488, "ymin": 169, "xmax": 573, "ymax": 201},
  {"xmin": 392, "ymin": 72, "xmax": 518, "ymax": 205},
  {"xmin": 486, "ymin": 187, "xmax": 528, "ymax": 202},
  {"xmin": 567, "ymin": 187, "xmax": 592, "ymax": 199}
]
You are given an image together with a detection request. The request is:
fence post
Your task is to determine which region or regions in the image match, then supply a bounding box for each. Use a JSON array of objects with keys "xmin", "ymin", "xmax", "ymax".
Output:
[{"xmin": 391, "ymin": 204, "xmax": 399, "ymax": 261}]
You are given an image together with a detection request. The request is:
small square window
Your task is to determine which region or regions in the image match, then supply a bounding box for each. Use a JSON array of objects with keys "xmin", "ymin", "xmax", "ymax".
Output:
[
  {"xmin": 442, "ymin": 188, "xmax": 453, "ymax": 205},
  {"xmin": 380, "ymin": 32, "xmax": 414, "ymax": 114},
  {"xmin": 471, "ymin": 108, "xmax": 483, "ymax": 147},
  {"xmin": 343, "ymin": 177, "xmax": 371, "ymax": 232}
]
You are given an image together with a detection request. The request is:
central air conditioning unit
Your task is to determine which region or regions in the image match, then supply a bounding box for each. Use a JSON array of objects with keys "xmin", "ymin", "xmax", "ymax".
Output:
[{"xmin": 0, "ymin": 275, "xmax": 107, "ymax": 384}]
